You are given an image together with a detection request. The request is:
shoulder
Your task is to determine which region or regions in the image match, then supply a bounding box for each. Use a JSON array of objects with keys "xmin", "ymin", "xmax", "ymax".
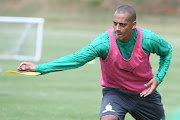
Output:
[
  {"xmin": 84, "ymin": 31, "xmax": 110, "ymax": 59},
  {"xmin": 142, "ymin": 28, "xmax": 169, "ymax": 45},
  {"xmin": 98, "ymin": 31, "xmax": 109, "ymax": 38},
  {"xmin": 142, "ymin": 28, "xmax": 153, "ymax": 38},
  {"xmin": 91, "ymin": 31, "xmax": 110, "ymax": 47},
  {"xmin": 141, "ymin": 28, "xmax": 172, "ymax": 54},
  {"xmin": 142, "ymin": 28, "xmax": 164, "ymax": 41},
  {"xmin": 141, "ymin": 28, "xmax": 164, "ymax": 44},
  {"xmin": 96, "ymin": 31, "xmax": 109, "ymax": 42}
]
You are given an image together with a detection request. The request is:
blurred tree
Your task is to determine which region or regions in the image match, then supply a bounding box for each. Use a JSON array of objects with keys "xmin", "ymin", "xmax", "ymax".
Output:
[
  {"xmin": 136, "ymin": 0, "xmax": 143, "ymax": 5},
  {"xmin": 90, "ymin": 0, "xmax": 102, "ymax": 7}
]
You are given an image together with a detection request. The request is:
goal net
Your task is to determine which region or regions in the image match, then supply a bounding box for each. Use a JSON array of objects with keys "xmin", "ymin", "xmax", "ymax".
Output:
[{"xmin": 0, "ymin": 16, "xmax": 44, "ymax": 61}]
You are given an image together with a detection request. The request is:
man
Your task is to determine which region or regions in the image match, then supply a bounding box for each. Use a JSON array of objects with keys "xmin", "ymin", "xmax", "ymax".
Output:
[{"xmin": 17, "ymin": 5, "xmax": 172, "ymax": 120}]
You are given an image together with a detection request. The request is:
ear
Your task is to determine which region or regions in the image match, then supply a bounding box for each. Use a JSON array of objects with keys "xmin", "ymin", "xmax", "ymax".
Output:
[{"xmin": 132, "ymin": 21, "xmax": 136, "ymax": 29}]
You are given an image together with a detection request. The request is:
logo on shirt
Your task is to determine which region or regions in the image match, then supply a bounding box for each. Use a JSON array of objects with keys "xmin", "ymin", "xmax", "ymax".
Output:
[
  {"xmin": 102, "ymin": 103, "xmax": 115, "ymax": 113},
  {"xmin": 120, "ymin": 67, "xmax": 136, "ymax": 74}
]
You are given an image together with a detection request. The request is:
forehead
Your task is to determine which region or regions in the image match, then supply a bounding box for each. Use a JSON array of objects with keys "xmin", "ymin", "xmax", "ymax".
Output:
[{"xmin": 113, "ymin": 11, "xmax": 131, "ymax": 23}]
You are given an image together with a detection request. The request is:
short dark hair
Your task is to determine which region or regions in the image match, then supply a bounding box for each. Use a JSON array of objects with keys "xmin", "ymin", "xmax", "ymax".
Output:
[{"xmin": 115, "ymin": 5, "xmax": 136, "ymax": 21}]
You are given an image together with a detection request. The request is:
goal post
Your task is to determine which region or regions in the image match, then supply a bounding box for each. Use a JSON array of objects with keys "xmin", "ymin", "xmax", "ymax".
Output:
[{"xmin": 0, "ymin": 16, "xmax": 44, "ymax": 61}]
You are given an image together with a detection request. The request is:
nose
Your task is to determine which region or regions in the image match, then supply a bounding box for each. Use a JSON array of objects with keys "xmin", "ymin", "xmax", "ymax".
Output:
[{"xmin": 116, "ymin": 24, "xmax": 121, "ymax": 31}]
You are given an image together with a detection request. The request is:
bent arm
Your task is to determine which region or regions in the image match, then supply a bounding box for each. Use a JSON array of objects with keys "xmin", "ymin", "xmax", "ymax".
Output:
[
  {"xmin": 155, "ymin": 46, "xmax": 172, "ymax": 84},
  {"xmin": 143, "ymin": 31, "xmax": 172, "ymax": 84}
]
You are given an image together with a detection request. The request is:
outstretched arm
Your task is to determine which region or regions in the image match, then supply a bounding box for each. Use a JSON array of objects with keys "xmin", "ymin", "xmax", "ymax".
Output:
[
  {"xmin": 17, "ymin": 47, "xmax": 98, "ymax": 74},
  {"xmin": 17, "ymin": 31, "xmax": 110, "ymax": 74}
]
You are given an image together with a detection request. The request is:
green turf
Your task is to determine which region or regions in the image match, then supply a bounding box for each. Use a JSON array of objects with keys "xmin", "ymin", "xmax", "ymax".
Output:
[{"xmin": 0, "ymin": 15, "xmax": 180, "ymax": 120}]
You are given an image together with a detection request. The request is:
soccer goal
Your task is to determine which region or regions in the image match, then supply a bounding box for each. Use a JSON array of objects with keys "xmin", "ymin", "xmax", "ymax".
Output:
[{"xmin": 0, "ymin": 16, "xmax": 44, "ymax": 61}]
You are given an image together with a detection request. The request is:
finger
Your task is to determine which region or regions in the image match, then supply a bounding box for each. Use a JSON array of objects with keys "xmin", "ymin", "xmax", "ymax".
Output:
[
  {"xmin": 18, "ymin": 65, "xmax": 26, "ymax": 71},
  {"xmin": 17, "ymin": 67, "xmax": 22, "ymax": 71},
  {"xmin": 19, "ymin": 62, "xmax": 30, "ymax": 67},
  {"xmin": 144, "ymin": 80, "xmax": 152, "ymax": 87},
  {"xmin": 140, "ymin": 87, "xmax": 151, "ymax": 97},
  {"xmin": 17, "ymin": 66, "xmax": 25, "ymax": 71},
  {"xmin": 21, "ymin": 65, "xmax": 27, "ymax": 71},
  {"xmin": 143, "ymin": 87, "xmax": 154, "ymax": 97},
  {"xmin": 144, "ymin": 84, "xmax": 157, "ymax": 97},
  {"xmin": 18, "ymin": 63, "xmax": 30, "ymax": 71}
]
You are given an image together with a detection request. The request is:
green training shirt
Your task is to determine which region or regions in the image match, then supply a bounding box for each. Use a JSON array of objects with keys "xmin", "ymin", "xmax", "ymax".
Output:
[{"xmin": 36, "ymin": 28, "xmax": 172, "ymax": 85}]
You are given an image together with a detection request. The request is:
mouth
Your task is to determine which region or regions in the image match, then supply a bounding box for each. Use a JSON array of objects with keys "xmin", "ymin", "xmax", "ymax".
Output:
[
  {"xmin": 115, "ymin": 31, "xmax": 122, "ymax": 36},
  {"xmin": 115, "ymin": 33, "xmax": 122, "ymax": 36}
]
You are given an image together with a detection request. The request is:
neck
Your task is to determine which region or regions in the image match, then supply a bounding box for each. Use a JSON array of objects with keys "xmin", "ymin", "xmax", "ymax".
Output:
[{"xmin": 121, "ymin": 30, "xmax": 133, "ymax": 42}]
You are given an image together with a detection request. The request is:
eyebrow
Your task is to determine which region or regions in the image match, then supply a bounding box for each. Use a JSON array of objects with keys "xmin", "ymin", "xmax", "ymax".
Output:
[{"xmin": 113, "ymin": 21, "xmax": 127, "ymax": 25}]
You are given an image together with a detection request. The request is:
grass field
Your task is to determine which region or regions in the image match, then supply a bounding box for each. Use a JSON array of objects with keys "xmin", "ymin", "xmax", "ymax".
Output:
[{"xmin": 0, "ymin": 14, "xmax": 180, "ymax": 120}]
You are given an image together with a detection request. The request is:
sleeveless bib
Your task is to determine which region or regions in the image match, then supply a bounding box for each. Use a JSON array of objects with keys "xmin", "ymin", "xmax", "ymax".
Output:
[{"xmin": 100, "ymin": 27, "xmax": 154, "ymax": 94}]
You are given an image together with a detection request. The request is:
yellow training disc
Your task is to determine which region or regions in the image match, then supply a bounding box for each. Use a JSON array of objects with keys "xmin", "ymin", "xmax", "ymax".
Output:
[{"xmin": 6, "ymin": 71, "xmax": 41, "ymax": 76}]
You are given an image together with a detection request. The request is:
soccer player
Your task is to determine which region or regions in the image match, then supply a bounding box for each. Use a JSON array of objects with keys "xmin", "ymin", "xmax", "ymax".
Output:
[{"xmin": 17, "ymin": 5, "xmax": 172, "ymax": 120}]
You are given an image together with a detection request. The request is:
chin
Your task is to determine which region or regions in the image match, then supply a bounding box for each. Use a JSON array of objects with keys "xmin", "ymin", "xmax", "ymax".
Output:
[
  {"xmin": 115, "ymin": 35, "xmax": 123, "ymax": 41},
  {"xmin": 116, "ymin": 37, "xmax": 123, "ymax": 41}
]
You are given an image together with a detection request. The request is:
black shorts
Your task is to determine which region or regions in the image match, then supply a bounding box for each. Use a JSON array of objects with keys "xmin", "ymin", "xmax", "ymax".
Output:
[{"xmin": 100, "ymin": 87, "xmax": 165, "ymax": 120}]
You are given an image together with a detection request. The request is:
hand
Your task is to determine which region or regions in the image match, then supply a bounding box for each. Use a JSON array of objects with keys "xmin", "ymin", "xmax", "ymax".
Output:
[
  {"xmin": 17, "ymin": 62, "xmax": 36, "ymax": 72},
  {"xmin": 140, "ymin": 78, "xmax": 158, "ymax": 97}
]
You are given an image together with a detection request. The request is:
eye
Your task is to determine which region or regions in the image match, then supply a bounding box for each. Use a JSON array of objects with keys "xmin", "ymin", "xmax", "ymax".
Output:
[
  {"xmin": 113, "ymin": 22, "xmax": 117, "ymax": 25},
  {"xmin": 120, "ymin": 23, "xmax": 126, "ymax": 26}
]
